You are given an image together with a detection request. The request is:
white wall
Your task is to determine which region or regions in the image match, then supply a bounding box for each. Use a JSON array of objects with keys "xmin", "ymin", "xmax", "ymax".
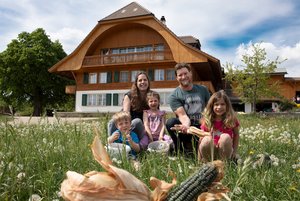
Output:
[
  {"xmin": 245, "ymin": 103, "xmax": 252, "ymax": 113},
  {"xmin": 75, "ymin": 88, "xmax": 174, "ymax": 113}
]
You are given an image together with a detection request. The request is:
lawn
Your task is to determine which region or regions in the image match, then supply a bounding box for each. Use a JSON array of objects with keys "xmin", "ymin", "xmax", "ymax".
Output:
[{"xmin": 0, "ymin": 114, "xmax": 299, "ymax": 200}]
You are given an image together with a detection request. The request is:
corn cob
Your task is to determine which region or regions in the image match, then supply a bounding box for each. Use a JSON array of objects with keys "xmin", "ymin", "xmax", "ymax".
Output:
[{"xmin": 165, "ymin": 161, "xmax": 221, "ymax": 201}]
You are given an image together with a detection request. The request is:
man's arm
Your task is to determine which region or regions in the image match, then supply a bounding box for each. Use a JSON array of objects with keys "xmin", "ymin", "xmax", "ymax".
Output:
[{"xmin": 174, "ymin": 106, "xmax": 191, "ymax": 133}]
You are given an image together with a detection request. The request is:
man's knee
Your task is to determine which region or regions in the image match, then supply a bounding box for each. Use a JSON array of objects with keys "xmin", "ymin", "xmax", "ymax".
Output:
[{"xmin": 166, "ymin": 118, "xmax": 179, "ymax": 130}]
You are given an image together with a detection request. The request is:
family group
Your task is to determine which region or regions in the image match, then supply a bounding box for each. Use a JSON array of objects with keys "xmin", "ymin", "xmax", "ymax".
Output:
[{"xmin": 107, "ymin": 63, "xmax": 240, "ymax": 163}]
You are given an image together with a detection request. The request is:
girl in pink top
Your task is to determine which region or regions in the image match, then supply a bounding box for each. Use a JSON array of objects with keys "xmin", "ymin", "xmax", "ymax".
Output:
[
  {"xmin": 198, "ymin": 90, "xmax": 240, "ymax": 162},
  {"xmin": 143, "ymin": 91, "xmax": 173, "ymax": 145}
]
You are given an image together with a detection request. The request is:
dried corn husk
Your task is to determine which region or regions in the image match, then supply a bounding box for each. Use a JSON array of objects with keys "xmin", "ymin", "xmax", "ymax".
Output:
[
  {"xmin": 61, "ymin": 134, "xmax": 229, "ymax": 201},
  {"xmin": 187, "ymin": 126, "xmax": 211, "ymax": 138},
  {"xmin": 61, "ymin": 136, "xmax": 151, "ymax": 201}
]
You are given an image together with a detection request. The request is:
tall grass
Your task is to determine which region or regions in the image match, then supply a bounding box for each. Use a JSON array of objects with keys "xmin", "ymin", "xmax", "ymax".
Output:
[{"xmin": 0, "ymin": 114, "xmax": 300, "ymax": 200}]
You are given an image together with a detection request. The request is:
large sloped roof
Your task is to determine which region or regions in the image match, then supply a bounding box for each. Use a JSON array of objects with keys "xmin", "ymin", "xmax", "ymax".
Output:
[
  {"xmin": 49, "ymin": 1, "xmax": 222, "ymax": 86},
  {"xmin": 101, "ymin": 1, "xmax": 154, "ymax": 21}
]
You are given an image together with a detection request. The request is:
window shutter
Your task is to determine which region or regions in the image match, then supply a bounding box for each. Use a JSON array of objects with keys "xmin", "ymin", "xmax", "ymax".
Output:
[
  {"xmin": 82, "ymin": 94, "xmax": 87, "ymax": 106},
  {"xmin": 148, "ymin": 69, "xmax": 154, "ymax": 81},
  {"xmin": 83, "ymin": 73, "xmax": 89, "ymax": 84},
  {"xmin": 106, "ymin": 94, "xmax": 112, "ymax": 106},
  {"xmin": 107, "ymin": 71, "xmax": 112, "ymax": 83},
  {"xmin": 113, "ymin": 93, "xmax": 119, "ymax": 106},
  {"xmin": 114, "ymin": 71, "xmax": 119, "ymax": 82}
]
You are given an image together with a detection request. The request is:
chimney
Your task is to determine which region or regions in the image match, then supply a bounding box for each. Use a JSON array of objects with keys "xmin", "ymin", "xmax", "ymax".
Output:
[{"xmin": 160, "ymin": 16, "xmax": 166, "ymax": 25}]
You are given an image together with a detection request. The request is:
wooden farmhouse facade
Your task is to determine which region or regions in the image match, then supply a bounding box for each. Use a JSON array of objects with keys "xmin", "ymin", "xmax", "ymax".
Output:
[
  {"xmin": 227, "ymin": 68, "xmax": 300, "ymax": 113},
  {"xmin": 49, "ymin": 2, "xmax": 223, "ymax": 113}
]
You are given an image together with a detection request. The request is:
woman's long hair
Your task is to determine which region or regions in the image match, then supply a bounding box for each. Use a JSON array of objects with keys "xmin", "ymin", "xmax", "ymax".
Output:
[
  {"xmin": 202, "ymin": 90, "xmax": 236, "ymax": 130},
  {"xmin": 130, "ymin": 72, "xmax": 151, "ymax": 112}
]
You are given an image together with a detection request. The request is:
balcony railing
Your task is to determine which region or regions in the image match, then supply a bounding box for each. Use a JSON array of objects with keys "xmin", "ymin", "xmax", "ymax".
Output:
[{"xmin": 82, "ymin": 50, "xmax": 173, "ymax": 66}]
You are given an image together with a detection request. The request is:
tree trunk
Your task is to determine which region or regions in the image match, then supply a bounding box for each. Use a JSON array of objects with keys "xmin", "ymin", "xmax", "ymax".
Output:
[
  {"xmin": 32, "ymin": 89, "xmax": 43, "ymax": 116},
  {"xmin": 33, "ymin": 100, "xmax": 42, "ymax": 116}
]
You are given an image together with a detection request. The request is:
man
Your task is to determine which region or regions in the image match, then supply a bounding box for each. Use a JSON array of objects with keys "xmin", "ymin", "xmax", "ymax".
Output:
[{"xmin": 166, "ymin": 63, "xmax": 210, "ymax": 154}]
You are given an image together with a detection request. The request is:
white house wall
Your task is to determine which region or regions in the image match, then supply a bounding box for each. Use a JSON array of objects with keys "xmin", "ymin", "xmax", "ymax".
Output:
[{"xmin": 75, "ymin": 88, "xmax": 174, "ymax": 113}]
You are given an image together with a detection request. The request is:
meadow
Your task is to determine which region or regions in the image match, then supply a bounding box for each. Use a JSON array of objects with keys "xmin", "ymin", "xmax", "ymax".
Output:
[{"xmin": 0, "ymin": 114, "xmax": 299, "ymax": 201}]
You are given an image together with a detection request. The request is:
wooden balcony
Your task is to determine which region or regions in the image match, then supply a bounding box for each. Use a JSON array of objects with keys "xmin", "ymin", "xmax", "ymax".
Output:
[{"xmin": 82, "ymin": 51, "xmax": 173, "ymax": 67}]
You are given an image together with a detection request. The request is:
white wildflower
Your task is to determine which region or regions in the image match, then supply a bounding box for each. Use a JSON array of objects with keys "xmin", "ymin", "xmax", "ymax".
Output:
[
  {"xmin": 43, "ymin": 138, "xmax": 47, "ymax": 144},
  {"xmin": 17, "ymin": 172, "xmax": 26, "ymax": 180},
  {"xmin": 8, "ymin": 162, "xmax": 13, "ymax": 170},
  {"xmin": 28, "ymin": 194, "xmax": 42, "ymax": 201},
  {"xmin": 168, "ymin": 156, "xmax": 177, "ymax": 161},
  {"xmin": 111, "ymin": 157, "xmax": 122, "ymax": 164},
  {"xmin": 177, "ymin": 163, "xmax": 183, "ymax": 173}
]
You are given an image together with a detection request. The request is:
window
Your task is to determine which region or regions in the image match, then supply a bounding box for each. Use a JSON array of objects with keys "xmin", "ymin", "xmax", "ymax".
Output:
[
  {"xmin": 166, "ymin": 69, "xmax": 175, "ymax": 80},
  {"xmin": 154, "ymin": 44, "xmax": 164, "ymax": 60},
  {"xmin": 89, "ymin": 73, "xmax": 97, "ymax": 84},
  {"xmin": 101, "ymin": 49, "xmax": 109, "ymax": 55},
  {"xmin": 83, "ymin": 94, "xmax": 104, "ymax": 106},
  {"xmin": 154, "ymin": 69, "xmax": 164, "ymax": 81},
  {"xmin": 144, "ymin": 45, "xmax": 153, "ymax": 52},
  {"xmin": 131, "ymin": 70, "xmax": 143, "ymax": 82},
  {"xmin": 118, "ymin": 93, "xmax": 125, "ymax": 106},
  {"xmin": 99, "ymin": 72, "xmax": 107, "ymax": 83},
  {"xmin": 154, "ymin": 44, "xmax": 164, "ymax": 51},
  {"xmin": 111, "ymin": 49, "xmax": 119, "ymax": 54},
  {"xmin": 87, "ymin": 94, "xmax": 98, "ymax": 106},
  {"xmin": 159, "ymin": 92, "xmax": 171, "ymax": 106},
  {"xmin": 120, "ymin": 71, "xmax": 129, "ymax": 82},
  {"xmin": 98, "ymin": 94, "xmax": 107, "ymax": 106}
]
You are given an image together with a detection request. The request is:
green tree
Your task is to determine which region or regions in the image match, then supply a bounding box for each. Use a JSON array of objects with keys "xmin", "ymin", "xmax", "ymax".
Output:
[
  {"xmin": 225, "ymin": 43, "xmax": 283, "ymax": 113},
  {"xmin": 0, "ymin": 28, "xmax": 73, "ymax": 116}
]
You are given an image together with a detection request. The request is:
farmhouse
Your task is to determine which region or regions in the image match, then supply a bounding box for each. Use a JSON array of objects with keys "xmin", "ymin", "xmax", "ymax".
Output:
[
  {"xmin": 49, "ymin": 2, "xmax": 300, "ymax": 113},
  {"xmin": 49, "ymin": 2, "xmax": 223, "ymax": 113},
  {"xmin": 227, "ymin": 68, "xmax": 300, "ymax": 113}
]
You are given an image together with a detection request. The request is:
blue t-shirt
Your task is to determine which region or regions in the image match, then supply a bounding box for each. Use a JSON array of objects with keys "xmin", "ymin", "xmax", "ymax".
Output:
[
  {"xmin": 113, "ymin": 130, "xmax": 140, "ymax": 156},
  {"xmin": 168, "ymin": 84, "xmax": 210, "ymax": 126}
]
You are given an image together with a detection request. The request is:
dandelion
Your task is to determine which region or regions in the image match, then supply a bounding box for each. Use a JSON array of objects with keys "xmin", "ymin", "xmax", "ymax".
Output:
[
  {"xmin": 296, "ymin": 169, "xmax": 300, "ymax": 173},
  {"xmin": 249, "ymin": 150, "xmax": 254, "ymax": 155},
  {"xmin": 288, "ymin": 185, "xmax": 298, "ymax": 192}
]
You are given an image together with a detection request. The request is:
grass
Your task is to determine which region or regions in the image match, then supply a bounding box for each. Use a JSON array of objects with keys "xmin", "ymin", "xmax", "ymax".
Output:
[{"xmin": 0, "ymin": 114, "xmax": 300, "ymax": 200}]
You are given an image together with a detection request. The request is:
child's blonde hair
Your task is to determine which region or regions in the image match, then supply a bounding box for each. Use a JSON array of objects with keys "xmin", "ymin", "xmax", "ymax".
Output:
[
  {"xmin": 202, "ymin": 90, "xmax": 236, "ymax": 129},
  {"xmin": 112, "ymin": 111, "xmax": 131, "ymax": 124}
]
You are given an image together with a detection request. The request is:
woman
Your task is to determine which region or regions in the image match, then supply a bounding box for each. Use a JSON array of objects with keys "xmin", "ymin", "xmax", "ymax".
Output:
[{"xmin": 108, "ymin": 72, "xmax": 152, "ymax": 150}]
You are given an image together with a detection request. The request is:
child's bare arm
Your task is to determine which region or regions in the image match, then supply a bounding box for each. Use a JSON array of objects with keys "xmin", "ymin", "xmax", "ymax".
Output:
[
  {"xmin": 108, "ymin": 132, "xmax": 119, "ymax": 144},
  {"xmin": 143, "ymin": 111, "xmax": 153, "ymax": 141},
  {"xmin": 159, "ymin": 114, "xmax": 166, "ymax": 140},
  {"xmin": 126, "ymin": 134, "xmax": 140, "ymax": 152}
]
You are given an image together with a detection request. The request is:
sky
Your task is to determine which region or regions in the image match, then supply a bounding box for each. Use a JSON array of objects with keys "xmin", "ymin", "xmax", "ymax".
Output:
[{"xmin": 1, "ymin": 0, "xmax": 300, "ymax": 77}]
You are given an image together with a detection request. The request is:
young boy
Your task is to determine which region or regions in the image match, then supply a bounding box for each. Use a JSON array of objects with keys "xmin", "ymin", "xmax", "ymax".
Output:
[{"xmin": 108, "ymin": 111, "xmax": 140, "ymax": 158}]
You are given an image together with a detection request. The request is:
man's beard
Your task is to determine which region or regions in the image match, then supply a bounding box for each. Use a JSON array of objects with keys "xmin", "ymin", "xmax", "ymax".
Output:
[{"xmin": 180, "ymin": 80, "xmax": 190, "ymax": 87}]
